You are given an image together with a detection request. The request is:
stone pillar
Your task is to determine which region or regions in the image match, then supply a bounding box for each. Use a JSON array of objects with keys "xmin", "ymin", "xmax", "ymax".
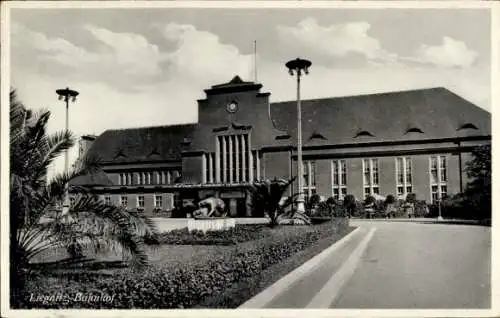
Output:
[
  {"xmin": 222, "ymin": 136, "xmax": 227, "ymax": 183},
  {"xmin": 241, "ymin": 135, "xmax": 246, "ymax": 182},
  {"xmin": 215, "ymin": 137, "xmax": 220, "ymax": 183},
  {"xmin": 201, "ymin": 153, "xmax": 207, "ymax": 184},
  {"xmin": 229, "ymin": 136, "xmax": 233, "ymax": 184},
  {"xmin": 208, "ymin": 153, "xmax": 213, "ymax": 183},
  {"xmin": 249, "ymin": 150, "xmax": 254, "ymax": 182},
  {"xmin": 256, "ymin": 151, "xmax": 260, "ymax": 180},
  {"xmin": 235, "ymin": 135, "xmax": 240, "ymax": 183}
]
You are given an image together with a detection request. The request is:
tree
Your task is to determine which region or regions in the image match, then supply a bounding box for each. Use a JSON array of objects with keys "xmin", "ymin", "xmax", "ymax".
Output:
[
  {"xmin": 343, "ymin": 195, "xmax": 356, "ymax": 218},
  {"xmin": 385, "ymin": 195, "xmax": 397, "ymax": 218},
  {"xmin": 465, "ymin": 144, "xmax": 491, "ymax": 219},
  {"xmin": 405, "ymin": 193, "xmax": 417, "ymax": 218},
  {"xmin": 9, "ymin": 89, "xmax": 157, "ymax": 304},
  {"xmin": 249, "ymin": 177, "xmax": 301, "ymax": 227}
]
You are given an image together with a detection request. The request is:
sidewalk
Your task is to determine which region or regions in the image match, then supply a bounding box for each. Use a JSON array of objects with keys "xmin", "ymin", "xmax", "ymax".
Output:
[{"xmin": 240, "ymin": 226, "xmax": 376, "ymax": 308}]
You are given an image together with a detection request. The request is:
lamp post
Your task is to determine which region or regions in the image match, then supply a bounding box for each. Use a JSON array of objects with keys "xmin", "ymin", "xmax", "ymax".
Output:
[
  {"xmin": 56, "ymin": 87, "xmax": 79, "ymax": 215},
  {"xmin": 286, "ymin": 58, "xmax": 311, "ymax": 213},
  {"xmin": 437, "ymin": 199, "xmax": 443, "ymax": 221}
]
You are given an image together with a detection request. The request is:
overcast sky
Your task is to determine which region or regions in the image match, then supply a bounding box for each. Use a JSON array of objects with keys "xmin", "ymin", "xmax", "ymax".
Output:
[{"xmin": 9, "ymin": 6, "xmax": 491, "ymax": 175}]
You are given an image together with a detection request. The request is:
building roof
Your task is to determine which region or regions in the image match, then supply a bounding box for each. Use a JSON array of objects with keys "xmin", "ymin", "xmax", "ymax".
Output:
[
  {"xmin": 204, "ymin": 75, "xmax": 263, "ymax": 95},
  {"xmin": 270, "ymin": 87, "xmax": 490, "ymax": 146},
  {"xmin": 70, "ymin": 170, "xmax": 114, "ymax": 187},
  {"xmin": 85, "ymin": 86, "xmax": 490, "ymax": 169},
  {"xmin": 86, "ymin": 124, "xmax": 196, "ymax": 164}
]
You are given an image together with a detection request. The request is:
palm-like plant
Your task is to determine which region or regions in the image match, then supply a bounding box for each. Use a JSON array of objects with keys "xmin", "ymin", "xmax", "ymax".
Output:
[
  {"xmin": 249, "ymin": 177, "xmax": 310, "ymax": 226},
  {"xmin": 249, "ymin": 177, "xmax": 294, "ymax": 227},
  {"xmin": 10, "ymin": 89, "xmax": 157, "ymax": 303}
]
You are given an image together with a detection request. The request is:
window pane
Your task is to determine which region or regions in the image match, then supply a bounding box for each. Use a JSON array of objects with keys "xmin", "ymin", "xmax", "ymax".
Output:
[
  {"xmin": 310, "ymin": 161, "xmax": 316, "ymax": 186},
  {"xmin": 406, "ymin": 186, "xmax": 412, "ymax": 193},
  {"xmin": 372, "ymin": 161, "xmax": 379, "ymax": 185},
  {"xmin": 341, "ymin": 160, "xmax": 347, "ymax": 185},
  {"xmin": 441, "ymin": 185, "xmax": 447, "ymax": 197},
  {"xmin": 405, "ymin": 158, "xmax": 412, "ymax": 184},
  {"xmin": 397, "ymin": 186, "xmax": 404, "ymax": 195},
  {"xmin": 440, "ymin": 156, "xmax": 447, "ymax": 183},
  {"xmin": 431, "ymin": 170, "xmax": 438, "ymax": 184},
  {"xmin": 332, "ymin": 161, "xmax": 338, "ymax": 186},
  {"xmin": 373, "ymin": 187, "xmax": 379, "ymax": 194}
]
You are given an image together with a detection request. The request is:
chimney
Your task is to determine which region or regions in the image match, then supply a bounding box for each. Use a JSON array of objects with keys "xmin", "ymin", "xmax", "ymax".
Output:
[{"xmin": 78, "ymin": 134, "xmax": 97, "ymax": 161}]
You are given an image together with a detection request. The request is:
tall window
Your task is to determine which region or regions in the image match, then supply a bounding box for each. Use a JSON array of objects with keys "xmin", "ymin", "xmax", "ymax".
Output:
[
  {"xmin": 363, "ymin": 158, "xmax": 379, "ymax": 197},
  {"xmin": 154, "ymin": 194, "xmax": 163, "ymax": 209},
  {"xmin": 396, "ymin": 157, "xmax": 412, "ymax": 198},
  {"xmin": 216, "ymin": 134, "xmax": 250, "ymax": 183},
  {"xmin": 159, "ymin": 171, "xmax": 171, "ymax": 184},
  {"xmin": 165, "ymin": 193, "xmax": 175, "ymax": 210},
  {"xmin": 204, "ymin": 153, "xmax": 216, "ymax": 183},
  {"xmin": 120, "ymin": 195, "xmax": 128, "ymax": 208},
  {"xmin": 430, "ymin": 155, "xmax": 447, "ymax": 203},
  {"xmin": 137, "ymin": 195, "xmax": 145, "ymax": 209},
  {"xmin": 302, "ymin": 160, "xmax": 317, "ymax": 200},
  {"xmin": 104, "ymin": 195, "xmax": 112, "ymax": 206},
  {"xmin": 332, "ymin": 160, "xmax": 347, "ymax": 200},
  {"xmin": 119, "ymin": 173, "xmax": 133, "ymax": 185}
]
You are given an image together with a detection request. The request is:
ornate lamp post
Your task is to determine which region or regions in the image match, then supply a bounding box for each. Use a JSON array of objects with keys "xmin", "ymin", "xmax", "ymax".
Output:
[
  {"xmin": 286, "ymin": 58, "xmax": 311, "ymax": 213},
  {"xmin": 56, "ymin": 87, "xmax": 79, "ymax": 214}
]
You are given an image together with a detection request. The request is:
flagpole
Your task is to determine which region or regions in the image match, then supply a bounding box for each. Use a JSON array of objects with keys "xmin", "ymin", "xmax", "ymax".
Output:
[{"xmin": 253, "ymin": 40, "xmax": 257, "ymax": 82}]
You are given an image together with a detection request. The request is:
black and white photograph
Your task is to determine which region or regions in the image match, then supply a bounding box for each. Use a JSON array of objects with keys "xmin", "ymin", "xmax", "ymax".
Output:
[{"xmin": 1, "ymin": 1, "xmax": 496, "ymax": 316}]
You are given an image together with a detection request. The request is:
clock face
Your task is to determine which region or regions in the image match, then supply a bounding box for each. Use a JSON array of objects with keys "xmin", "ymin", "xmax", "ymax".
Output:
[{"xmin": 227, "ymin": 102, "xmax": 238, "ymax": 113}]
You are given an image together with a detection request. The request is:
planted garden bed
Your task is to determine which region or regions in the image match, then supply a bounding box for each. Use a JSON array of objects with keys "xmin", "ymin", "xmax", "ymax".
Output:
[
  {"xmin": 19, "ymin": 218, "xmax": 349, "ymax": 309},
  {"xmin": 145, "ymin": 224, "xmax": 271, "ymax": 246}
]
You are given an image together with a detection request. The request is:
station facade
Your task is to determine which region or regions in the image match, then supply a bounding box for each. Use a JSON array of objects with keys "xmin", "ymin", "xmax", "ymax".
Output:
[{"xmin": 72, "ymin": 76, "xmax": 491, "ymax": 216}]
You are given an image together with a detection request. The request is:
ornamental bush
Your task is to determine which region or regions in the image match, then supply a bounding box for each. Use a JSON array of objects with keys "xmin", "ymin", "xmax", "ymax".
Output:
[
  {"xmin": 145, "ymin": 224, "xmax": 270, "ymax": 246},
  {"xmin": 20, "ymin": 219, "xmax": 349, "ymax": 309}
]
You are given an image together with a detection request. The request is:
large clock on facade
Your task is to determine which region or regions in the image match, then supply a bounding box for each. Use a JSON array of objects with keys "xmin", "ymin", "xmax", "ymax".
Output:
[{"xmin": 227, "ymin": 101, "xmax": 238, "ymax": 113}]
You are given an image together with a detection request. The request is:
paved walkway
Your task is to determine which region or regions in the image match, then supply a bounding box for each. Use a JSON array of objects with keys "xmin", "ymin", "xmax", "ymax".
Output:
[{"xmin": 244, "ymin": 220, "xmax": 491, "ymax": 309}]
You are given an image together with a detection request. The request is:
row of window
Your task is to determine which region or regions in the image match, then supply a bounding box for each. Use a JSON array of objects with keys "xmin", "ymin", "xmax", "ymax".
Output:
[
  {"xmin": 302, "ymin": 155, "xmax": 448, "ymax": 203},
  {"xmin": 118, "ymin": 170, "xmax": 181, "ymax": 186},
  {"xmin": 101, "ymin": 193, "xmax": 178, "ymax": 210}
]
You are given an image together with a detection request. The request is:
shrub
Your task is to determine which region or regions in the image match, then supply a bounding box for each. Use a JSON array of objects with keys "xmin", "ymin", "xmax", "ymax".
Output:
[
  {"xmin": 145, "ymin": 224, "xmax": 270, "ymax": 246},
  {"xmin": 20, "ymin": 219, "xmax": 349, "ymax": 309},
  {"xmin": 344, "ymin": 195, "xmax": 356, "ymax": 217},
  {"xmin": 248, "ymin": 178, "xmax": 296, "ymax": 227}
]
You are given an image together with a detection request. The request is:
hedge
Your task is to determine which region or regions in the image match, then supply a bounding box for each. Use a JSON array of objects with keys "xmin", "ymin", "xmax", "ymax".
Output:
[
  {"xmin": 19, "ymin": 218, "xmax": 349, "ymax": 309},
  {"xmin": 144, "ymin": 224, "xmax": 271, "ymax": 246}
]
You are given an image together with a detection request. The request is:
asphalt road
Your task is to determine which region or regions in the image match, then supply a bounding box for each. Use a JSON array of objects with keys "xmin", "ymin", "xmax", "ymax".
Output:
[{"xmin": 266, "ymin": 220, "xmax": 491, "ymax": 309}]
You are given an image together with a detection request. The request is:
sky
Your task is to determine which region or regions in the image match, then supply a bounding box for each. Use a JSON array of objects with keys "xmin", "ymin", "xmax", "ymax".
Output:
[{"xmin": 9, "ymin": 6, "xmax": 492, "ymax": 176}]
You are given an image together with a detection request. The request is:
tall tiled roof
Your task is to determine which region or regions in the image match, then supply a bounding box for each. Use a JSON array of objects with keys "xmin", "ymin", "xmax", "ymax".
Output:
[
  {"xmin": 85, "ymin": 87, "xmax": 490, "ymax": 168},
  {"xmin": 86, "ymin": 124, "xmax": 196, "ymax": 164},
  {"xmin": 70, "ymin": 170, "xmax": 113, "ymax": 187},
  {"xmin": 270, "ymin": 87, "xmax": 490, "ymax": 145}
]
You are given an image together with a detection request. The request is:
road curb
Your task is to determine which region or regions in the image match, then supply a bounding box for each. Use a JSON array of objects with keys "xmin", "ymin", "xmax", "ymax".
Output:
[
  {"xmin": 306, "ymin": 227, "xmax": 376, "ymax": 308},
  {"xmin": 239, "ymin": 226, "xmax": 364, "ymax": 308}
]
